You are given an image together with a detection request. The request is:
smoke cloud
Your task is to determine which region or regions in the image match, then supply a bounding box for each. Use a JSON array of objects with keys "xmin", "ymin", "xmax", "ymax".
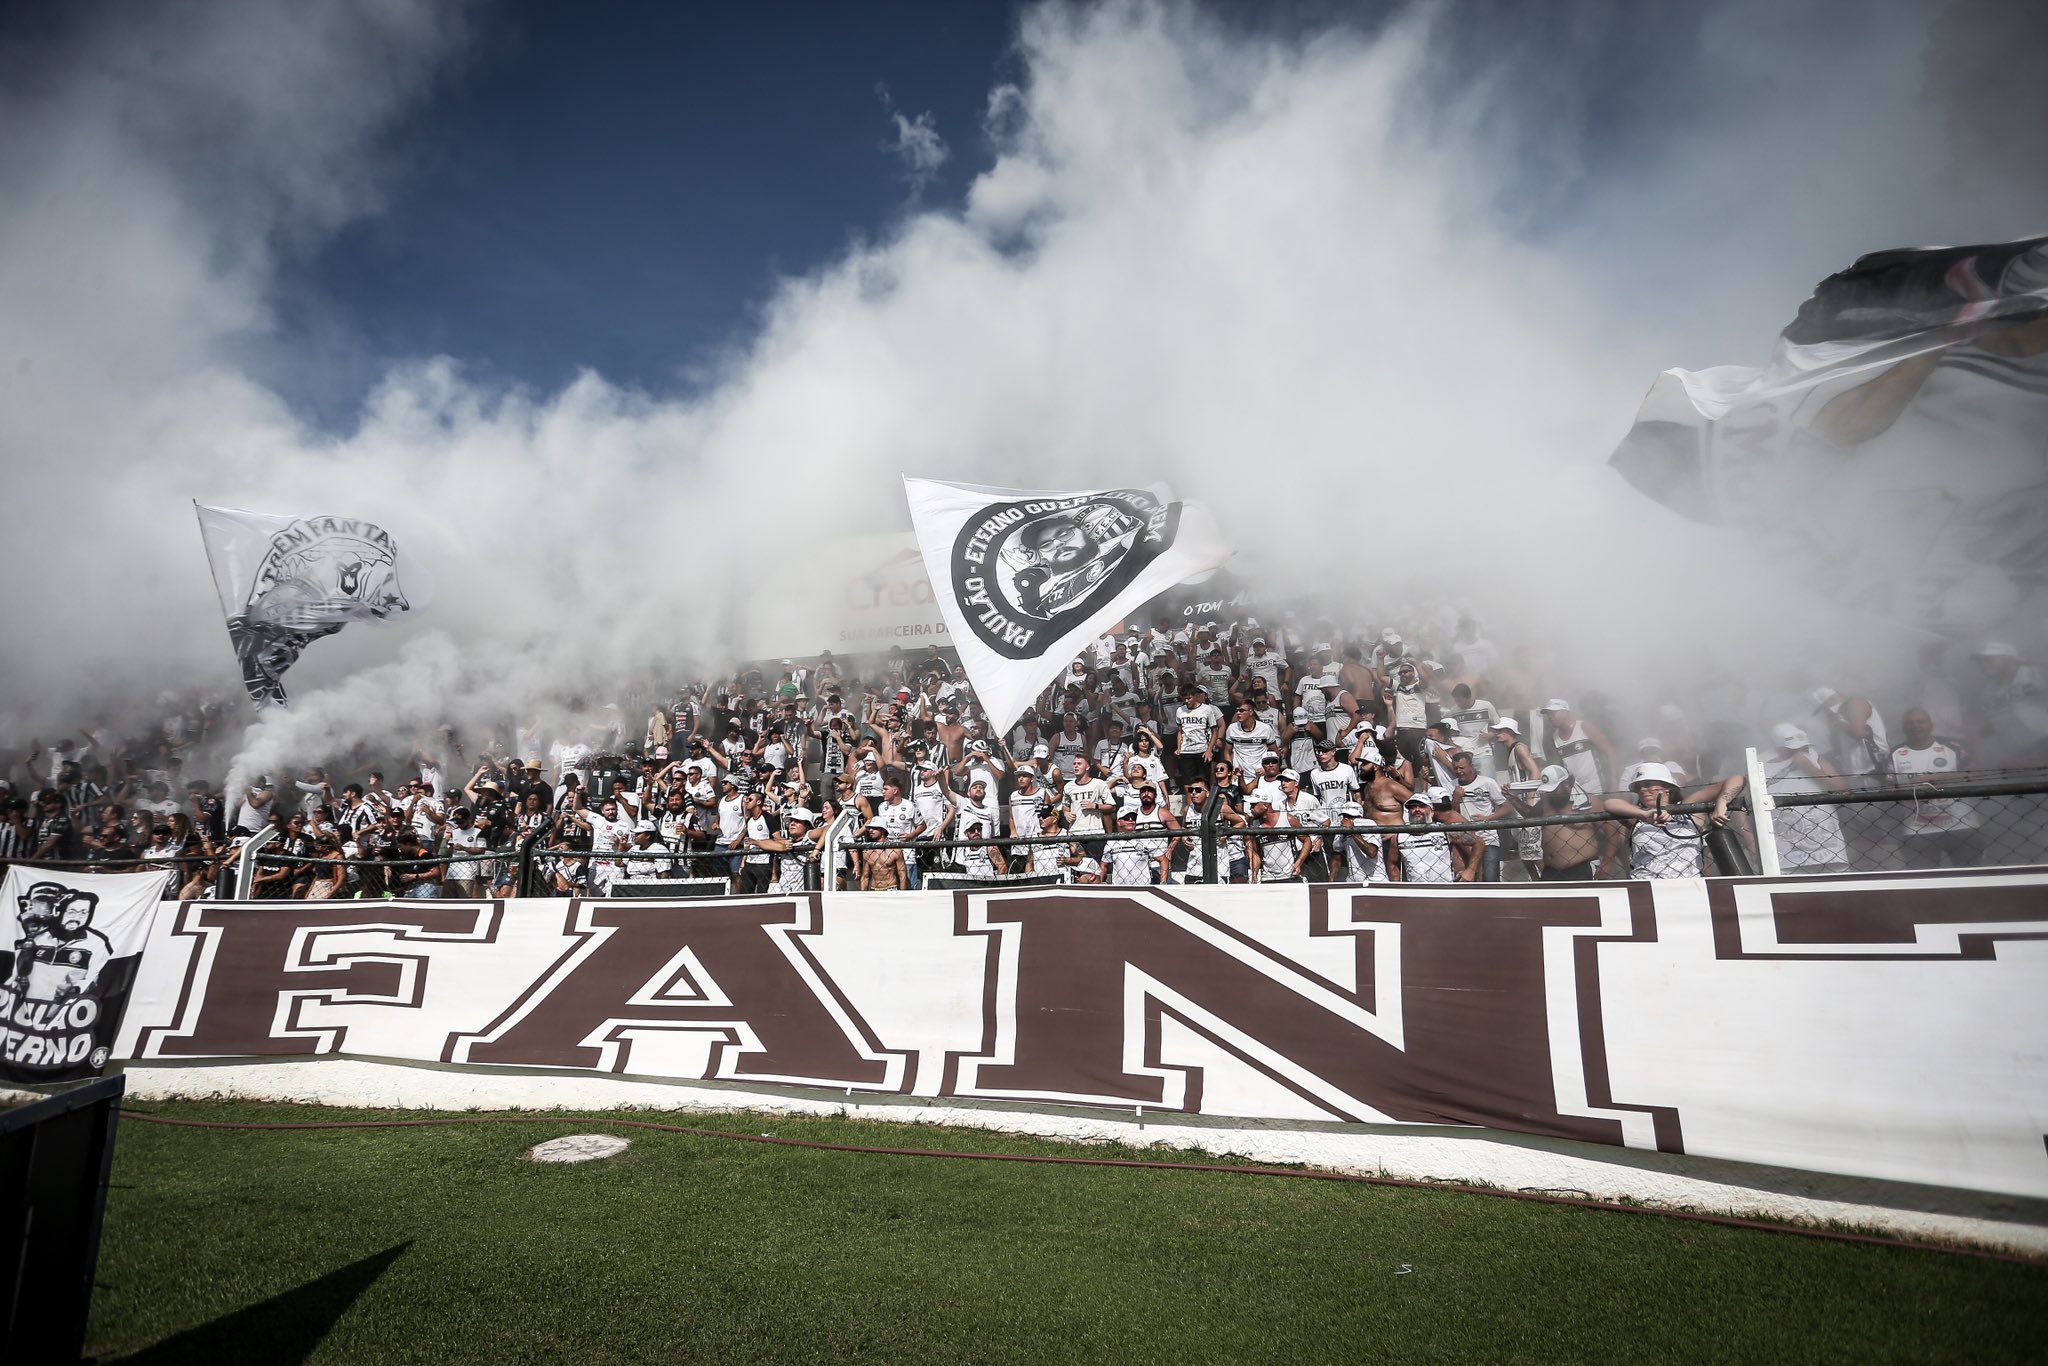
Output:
[{"xmin": 1, "ymin": 0, "xmax": 2041, "ymax": 781}]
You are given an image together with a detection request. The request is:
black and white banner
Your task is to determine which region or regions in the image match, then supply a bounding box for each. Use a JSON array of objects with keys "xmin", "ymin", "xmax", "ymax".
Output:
[
  {"xmin": 2, "ymin": 867, "xmax": 168, "ymax": 1083},
  {"xmin": 194, "ymin": 502, "xmax": 428, "ymax": 707},
  {"xmin": 1609, "ymin": 234, "xmax": 2048, "ymax": 637},
  {"xmin": 903, "ymin": 478, "xmax": 1231, "ymax": 732}
]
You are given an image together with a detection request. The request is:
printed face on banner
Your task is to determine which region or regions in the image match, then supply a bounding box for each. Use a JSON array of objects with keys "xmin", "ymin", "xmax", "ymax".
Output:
[
  {"xmin": 952, "ymin": 489, "xmax": 1182, "ymax": 659},
  {"xmin": 228, "ymin": 515, "xmax": 413, "ymax": 705},
  {"xmin": 3, "ymin": 881, "xmax": 121, "ymax": 1076}
]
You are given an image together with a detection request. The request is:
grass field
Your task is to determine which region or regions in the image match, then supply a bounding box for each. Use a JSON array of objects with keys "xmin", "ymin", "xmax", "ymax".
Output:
[{"xmin": 87, "ymin": 1101, "xmax": 2047, "ymax": 1363}]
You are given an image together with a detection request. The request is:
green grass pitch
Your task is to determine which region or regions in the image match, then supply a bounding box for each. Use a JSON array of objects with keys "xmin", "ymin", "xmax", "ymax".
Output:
[{"xmin": 85, "ymin": 1101, "xmax": 2048, "ymax": 1362}]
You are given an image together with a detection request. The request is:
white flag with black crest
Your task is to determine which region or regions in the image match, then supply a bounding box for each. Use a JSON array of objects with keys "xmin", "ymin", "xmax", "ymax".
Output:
[
  {"xmin": 903, "ymin": 478, "xmax": 1231, "ymax": 733},
  {"xmin": 194, "ymin": 503, "xmax": 430, "ymax": 708}
]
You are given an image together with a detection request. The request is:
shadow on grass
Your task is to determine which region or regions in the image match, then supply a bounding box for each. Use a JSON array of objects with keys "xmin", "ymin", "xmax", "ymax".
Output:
[{"xmin": 110, "ymin": 1241, "xmax": 410, "ymax": 1364}]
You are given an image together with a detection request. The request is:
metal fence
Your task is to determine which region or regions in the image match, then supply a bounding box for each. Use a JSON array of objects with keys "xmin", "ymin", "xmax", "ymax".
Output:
[
  {"xmin": 6, "ymin": 757, "xmax": 2042, "ymax": 899},
  {"xmin": 1754, "ymin": 773, "xmax": 2048, "ymax": 875}
]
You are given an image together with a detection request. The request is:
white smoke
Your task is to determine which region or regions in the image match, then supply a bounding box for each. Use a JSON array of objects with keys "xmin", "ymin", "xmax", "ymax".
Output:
[{"xmin": 2, "ymin": 0, "xmax": 2042, "ymax": 787}]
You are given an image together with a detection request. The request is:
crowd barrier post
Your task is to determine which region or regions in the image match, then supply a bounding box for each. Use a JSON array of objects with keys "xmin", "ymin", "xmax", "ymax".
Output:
[
  {"xmin": 1197, "ymin": 787, "xmax": 1222, "ymax": 885},
  {"xmin": 514, "ymin": 827, "xmax": 546, "ymax": 899},
  {"xmin": 232, "ymin": 824, "xmax": 278, "ymax": 900},
  {"xmin": 820, "ymin": 805, "xmax": 859, "ymax": 887},
  {"xmin": 1742, "ymin": 745, "xmax": 1783, "ymax": 876}
]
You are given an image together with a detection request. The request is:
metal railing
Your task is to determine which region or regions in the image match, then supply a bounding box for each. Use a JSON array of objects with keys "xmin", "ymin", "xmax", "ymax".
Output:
[{"xmin": 11, "ymin": 763, "xmax": 2039, "ymax": 898}]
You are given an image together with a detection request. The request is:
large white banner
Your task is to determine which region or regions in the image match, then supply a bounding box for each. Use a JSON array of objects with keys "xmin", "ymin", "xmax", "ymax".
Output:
[
  {"xmin": 903, "ymin": 478, "xmax": 1231, "ymax": 732},
  {"xmin": 1610, "ymin": 234, "xmax": 2048, "ymax": 637},
  {"xmin": 3, "ymin": 866, "xmax": 170, "ymax": 1081},
  {"xmin": 194, "ymin": 502, "xmax": 428, "ymax": 707},
  {"xmin": 742, "ymin": 532, "xmax": 950, "ymax": 660},
  {"xmin": 111, "ymin": 871, "xmax": 2048, "ymax": 1198}
]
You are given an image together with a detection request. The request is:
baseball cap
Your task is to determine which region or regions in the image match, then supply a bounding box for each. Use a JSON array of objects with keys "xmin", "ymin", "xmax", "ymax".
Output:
[
  {"xmin": 1280, "ymin": 768, "xmax": 1300, "ymax": 782},
  {"xmin": 1403, "ymin": 792, "xmax": 1432, "ymax": 809},
  {"xmin": 1032, "ymin": 742, "xmax": 1050, "ymax": 758},
  {"xmin": 1428, "ymin": 785, "xmax": 1453, "ymax": 806},
  {"xmin": 634, "ymin": 820, "xmax": 656, "ymax": 834},
  {"xmin": 1539, "ymin": 698, "xmax": 1570, "ymax": 713},
  {"xmin": 1637, "ymin": 736, "xmax": 1665, "ymax": 754},
  {"xmin": 1975, "ymin": 640, "xmax": 2018, "ymax": 658},
  {"xmin": 785, "ymin": 808, "xmax": 817, "ymax": 826},
  {"xmin": 1490, "ymin": 717, "xmax": 1520, "ymax": 735},
  {"xmin": 1809, "ymin": 687, "xmax": 1836, "ymax": 706},
  {"xmin": 1292, "ymin": 707, "xmax": 1308, "ymax": 722},
  {"xmin": 1630, "ymin": 762, "xmax": 1680, "ymax": 791},
  {"xmin": 1312, "ymin": 642, "xmax": 1332, "ymax": 654},
  {"xmin": 1074, "ymin": 857, "xmax": 1102, "ymax": 877},
  {"xmin": 1380, "ymin": 628, "xmax": 1400, "ymax": 643},
  {"xmin": 1538, "ymin": 764, "xmax": 1570, "ymax": 792},
  {"xmin": 1772, "ymin": 722, "xmax": 1811, "ymax": 750},
  {"xmin": 1357, "ymin": 744, "xmax": 1386, "ymax": 766},
  {"xmin": 1338, "ymin": 801, "xmax": 1363, "ymax": 817}
]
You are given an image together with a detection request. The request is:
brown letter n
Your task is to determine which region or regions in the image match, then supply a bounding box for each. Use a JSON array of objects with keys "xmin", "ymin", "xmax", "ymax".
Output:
[{"xmin": 945, "ymin": 886, "xmax": 1677, "ymax": 1151}]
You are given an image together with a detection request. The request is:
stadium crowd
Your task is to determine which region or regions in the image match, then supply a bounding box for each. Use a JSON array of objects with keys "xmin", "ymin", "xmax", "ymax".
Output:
[{"xmin": 2, "ymin": 605, "xmax": 2042, "ymax": 897}]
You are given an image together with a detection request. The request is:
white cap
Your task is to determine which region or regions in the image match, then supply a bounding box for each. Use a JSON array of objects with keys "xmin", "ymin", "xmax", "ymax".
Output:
[
  {"xmin": 1490, "ymin": 716, "xmax": 1520, "ymax": 735},
  {"xmin": 1637, "ymin": 736, "xmax": 1664, "ymax": 754},
  {"xmin": 1810, "ymin": 687, "xmax": 1836, "ymax": 706},
  {"xmin": 1280, "ymin": 768, "xmax": 1300, "ymax": 782},
  {"xmin": 1357, "ymin": 745, "xmax": 1386, "ymax": 766},
  {"xmin": 1975, "ymin": 640, "xmax": 2018, "ymax": 658},
  {"xmin": 1338, "ymin": 801, "xmax": 1364, "ymax": 817},
  {"xmin": 1403, "ymin": 792, "xmax": 1433, "ymax": 808},
  {"xmin": 1380, "ymin": 628, "xmax": 1401, "ymax": 643},
  {"xmin": 1539, "ymin": 698, "xmax": 1570, "ymax": 713},
  {"xmin": 1538, "ymin": 764, "xmax": 1570, "ymax": 792},
  {"xmin": 1292, "ymin": 707, "xmax": 1308, "ymax": 722},
  {"xmin": 634, "ymin": 820, "xmax": 656, "ymax": 834},
  {"xmin": 1427, "ymin": 785, "xmax": 1452, "ymax": 805},
  {"xmin": 1772, "ymin": 722, "xmax": 1811, "ymax": 750},
  {"xmin": 1630, "ymin": 762, "xmax": 1680, "ymax": 791},
  {"xmin": 785, "ymin": 808, "xmax": 817, "ymax": 826},
  {"xmin": 1032, "ymin": 742, "xmax": 1050, "ymax": 758},
  {"xmin": 1074, "ymin": 857, "xmax": 1101, "ymax": 877}
]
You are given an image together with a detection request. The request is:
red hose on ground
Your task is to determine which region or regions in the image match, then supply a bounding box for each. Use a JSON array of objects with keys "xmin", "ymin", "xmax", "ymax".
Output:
[{"xmin": 117, "ymin": 1108, "xmax": 2045, "ymax": 1268}]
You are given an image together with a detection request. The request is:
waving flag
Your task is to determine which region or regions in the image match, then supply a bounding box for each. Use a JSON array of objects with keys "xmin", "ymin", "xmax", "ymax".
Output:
[
  {"xmin": 195, "ymin": 503, "xmax": 428, "ymax": 707},
  {"xmin": 904, "ymin": 478, "xmax": 1231, "ymax": 733},
  {"xmin": 1611, "ymin": 234, "xmax": 2048, "ymax": 634}
]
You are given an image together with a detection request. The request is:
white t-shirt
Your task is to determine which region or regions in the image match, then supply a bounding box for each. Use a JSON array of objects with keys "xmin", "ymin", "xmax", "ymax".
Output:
[
  {"xmin": 587, "ymin": 813, "xmax": 634, "ymax": 858},
  {"xmin": 1456, "ymin": 775, "xmax": 1506, "ymax": 848},
  {"xmin": 1065, "ymin": 778, "xmax": 1112, "ymax": 836},
  {"xmin": 1887, "ymin": 742, "xmax": 1980, "ymax": 834},
  {"xmin": 1308, "ymin": 762, "xmax": 1359, "ymax": 814},
  {"xmin": 1226, "ymin": 721, "xmax": 1279, "ymax": 778},
  {"xmin": 716, "ymin": 796, "xmax": 745, "ymax": 844},
  {"xmin": 1175, "ymin": 702, "xmax": 1223, "ymax": 755},
  {"xmin": 743, "ymin": 813, "xmax": 774, "ymax": 865}
]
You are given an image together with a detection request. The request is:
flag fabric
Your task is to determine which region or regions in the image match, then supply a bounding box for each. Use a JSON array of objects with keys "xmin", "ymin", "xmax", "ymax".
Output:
[
  {"xmin": 1, "ymin": 866, "xmax": 170, "ymax": 1083},
  {"xmin": 1610, "ymin": 234, "xmax": 2048, "ymax": 635},
  {"xmin": 903, "ymin": 478, "xmax": 1232, "ymax": 733},
  {"xmin": 194, "ymin": 503, "xmax": 427, "ymax": 707}
]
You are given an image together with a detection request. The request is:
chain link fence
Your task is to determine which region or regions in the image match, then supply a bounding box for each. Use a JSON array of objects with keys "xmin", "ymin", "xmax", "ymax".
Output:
[
  {"xmin": 1763, "ymin": 771, "xmax": 2048, "ymax": 874},
  {"xmin": 6, "ymin": 763, "xmax": 2042, "ymax": 897}
]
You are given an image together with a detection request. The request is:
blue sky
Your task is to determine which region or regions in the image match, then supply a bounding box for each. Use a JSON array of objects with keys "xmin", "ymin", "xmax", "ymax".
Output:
[{"xmin": 268, "ymin": 1, "xmax": 1022, "ymax": 420}]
